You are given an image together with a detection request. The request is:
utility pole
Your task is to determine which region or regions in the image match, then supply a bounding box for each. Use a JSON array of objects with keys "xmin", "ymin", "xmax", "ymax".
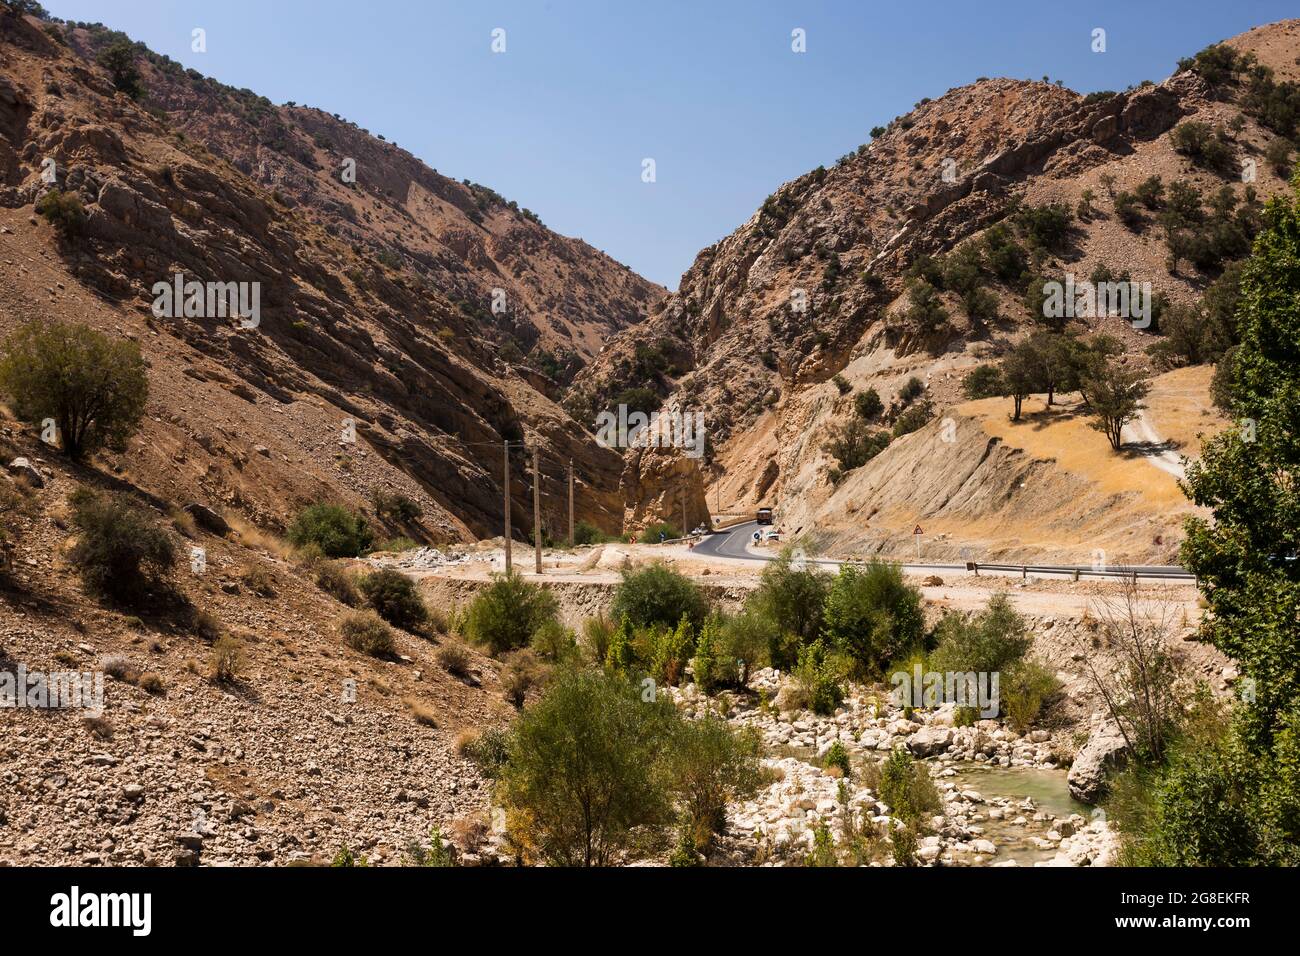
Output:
[
  {"xmin": 503, "ymin": 440, "xmax": 511, "ymax": 573},
  {"xmin": 681, "ymin": 489, "xmax": 687, "ymax": 539},
  {"xmin": 568, "ymin": 458, "xmax": 574, "ymax": 547},
  {"xmin": 533, "ymin": 446, "xmax": 542, "ymax": 575}
]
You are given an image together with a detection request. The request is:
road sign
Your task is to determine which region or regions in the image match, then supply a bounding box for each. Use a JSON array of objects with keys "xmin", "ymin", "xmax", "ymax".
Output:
[{"xmin": 913, "ymin": 525, "xmax": 923, "ymax": 535}]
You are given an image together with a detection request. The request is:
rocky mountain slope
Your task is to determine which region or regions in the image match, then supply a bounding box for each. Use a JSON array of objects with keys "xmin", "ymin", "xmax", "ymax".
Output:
[
  {"xmin": 572, "ymin": 19, "xmax": 1300, "ymax": 563},
  {"xmin": 1, "ymin": 7, "xmax": 668, "ymax": 545}
]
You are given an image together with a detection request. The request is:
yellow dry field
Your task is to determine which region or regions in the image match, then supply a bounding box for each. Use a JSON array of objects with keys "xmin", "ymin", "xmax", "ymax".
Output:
[{"xmin": 1144, "ymin": 364, "xmax": 1230, "ymax": 459}]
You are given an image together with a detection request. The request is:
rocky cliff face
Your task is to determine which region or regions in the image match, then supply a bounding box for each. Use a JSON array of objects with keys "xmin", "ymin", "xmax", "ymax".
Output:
[
  {"xmin": 0, "ymin": 9, "xmax": 661, "ymax": 542},
  {"xmin": 572, "ymin": 20, "xmax": 1300, "ymax": 557}
]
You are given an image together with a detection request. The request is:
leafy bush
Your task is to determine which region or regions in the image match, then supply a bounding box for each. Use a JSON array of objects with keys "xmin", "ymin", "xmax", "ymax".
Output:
[
  {"xmin": 610, "ymin": 562, "xmax": 707, "ymax": 631},
  {"xmin": 96, "ymin": 38, "xmax": 144, "ymax": 99},
  {"xmin": 749, "ymin": 548, "xmax": 830, "ymax": 644},
  {"xmin": 458, "ymin": 726, "xmax": 510, "ymax": 778},
  {"xmin": 963, "ymin": 364, "xmax": 1004, "ymax": 399},
  {"xmin": 876, "ymin": 748, "xmax": 941, "ymax": 825},
  {"xmin": 903, "ymin": 280, "xmax": 949, "ymax": 333},
  {"xmin": 666, "ymin": 715, "xmax": 763, "ymax": 852},
  {"xmin": 463, "ymin": 570, "xmax": 559, "ymax": 656},
  {"xmin": 573, "ymin": 520, "xmax": 613, "ymax": 545},
  {"xmin": 899, "ymin": 376, "xmax": 925, "ymax": 402},
  {"xmin": 822, "ymin": 561, "xmax": 924, "ymax": 678},
  {"xmin": 1013, "ymin": 202, "xmax": 1073, "ymax": 253},
  {"xmin": 67, "ymin": 488, "xmax": 174, "ymax": 605},
  {"xmin": 1002, "ymin": 659, "xmax": 1061, "ymax": 731},
  {"xmin": 832, "ymin": 373, "xmax": 851, "ymax": 395},
  {"xmin": 891, "ymin": 402, "xmax": 932, "ymax": 438},
  {"xmin": 500, "ymin": 668, "xmax": 677, "ymax": 865},
  {"xmin": 648, "ymin": 614, "xmax": 694, "ymax": 685},
  {"xmin": 854, "ymin": 388, "xmax": 883, "ymax": 419},
  {"xmin": 530, "ymin": 619, "xmax": 579, "ymax": 663},
  {"xmin": 0, "ymin": 320, "xmax": 148, "ymax": 462},
  {"xmin": 823, "ymin": 417, "xmax": 891, "ymax": 480},
  {"xmin": 794, "ymin": 639, "xmax": 846, "ymax": 715},
  {"xmin": 369, "ymin": 489, "xmax": 423, "ymax": 523},
  {"xmin": 824, "ymin": 741, "xmax": 852, "ymax": 778},
  {"xmin": 1169, "ymin": 121, "xmax": 1235, "ymax": 173},
  {"xmin": 287, "ymin": 504, "xmax": 372, "ymax": 558},
  {"xmin": 34, "ymin": 190, "xmax": 86, "ymax": 235},
  {"xmin": 640, "ymin": 521, "xmax": 680, "ymax": 543},
  {"xmin": 929, "ymin": 593, "xmax": 1031, "ymax": 676},
  {"xmin": 579, "ymin": 614, "xmax": 615, "ymax": 666},
  {"xmin": 358, "ymin": 567, "xmax": 427, "ymax": 631},
  {"xmin": 339, "ymin": 610, "xmax": 396, "ymax": 657}
]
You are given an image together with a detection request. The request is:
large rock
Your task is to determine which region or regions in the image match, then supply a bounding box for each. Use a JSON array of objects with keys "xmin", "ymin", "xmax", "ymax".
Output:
[
  {"xmin": 1067, "ymin": 722, "xmax": 1130, "ymax": 803},
  {"xmin": 184, "ymin": 503, "xmax": 230, "ymax": 536},
  {"xmin": 7, "ymin": 457, "xmax": 44, "ymax": 488},
  {"xmin": 907, "ymin": 725, "xmax": 953, "ymax": 758}
]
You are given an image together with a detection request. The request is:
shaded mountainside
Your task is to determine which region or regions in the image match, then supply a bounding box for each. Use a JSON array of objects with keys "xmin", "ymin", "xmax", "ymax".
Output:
[
  {"xmin": 572, "ymin": 19, "xmax": 1300, "ymax": 562},
  {"xmin": 0, "ymin": 8, "xmax": 668, "ymax": 543}
]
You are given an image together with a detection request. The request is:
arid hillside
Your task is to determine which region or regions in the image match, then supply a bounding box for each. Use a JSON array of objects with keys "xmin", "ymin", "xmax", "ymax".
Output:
[
  {"xmin": 573, "ymin": 19, "xmax": 1300, "ymax": 563},
  {"xmin": 0, "ymin": 7, "xmax": 672, "ymax": 544}
]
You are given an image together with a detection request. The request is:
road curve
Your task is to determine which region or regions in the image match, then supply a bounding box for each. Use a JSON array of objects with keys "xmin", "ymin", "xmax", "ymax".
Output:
[{"xmin": 687, "ymin": 522, "xmax": 1193, "ymax": 582}]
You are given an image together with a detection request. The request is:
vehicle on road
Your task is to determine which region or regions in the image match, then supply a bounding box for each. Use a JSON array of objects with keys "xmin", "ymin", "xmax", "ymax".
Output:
[{"xmin": 756, "ymin": 507, "xmax": 773, "ymax": 525}]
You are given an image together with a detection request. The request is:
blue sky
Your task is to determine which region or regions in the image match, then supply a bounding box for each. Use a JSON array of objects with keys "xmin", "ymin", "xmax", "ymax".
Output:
[{"xmin": 45, "ymin": 0, "xmax": 1298, "ymax": 289}]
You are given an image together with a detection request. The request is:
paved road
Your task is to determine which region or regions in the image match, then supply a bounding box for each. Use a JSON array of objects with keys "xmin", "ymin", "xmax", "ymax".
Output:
[{"xmin": 688, "ymin": 521, "xmax": 1194, "ymax": 582}]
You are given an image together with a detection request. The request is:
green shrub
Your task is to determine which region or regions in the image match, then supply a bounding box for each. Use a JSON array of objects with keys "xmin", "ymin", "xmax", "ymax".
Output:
[
  {"xmin": 358, "ymin": 567, "xmax": 427, "ymax": 630},
  {"xmin": 823, "ymin": 417, "xmax": 891, "ymax": 479},
  {"xmin": 1002, "ymin": 659, "xmax": 1061, "ymax": 731},
  {"xmin": 748, "ymin": 548, "xmax": 830, "ymax": 644},
  {"xmin": 369, "ymin": 488, "xmax": 422, "ymax": 523},
  {"xmin": 876, "ymin": 748, "xmax": 941, "ymax": 825},
  {"xmin": 891, "ymin": 402, "xmax": 933, "ymax": 438},
  {"xmin": 648, "ymin": 614, "xmax": 694, "ymax": 685},
  {"xmin": 34, "ymin": 190, "xmax": 86, "ymax": 235},
  {"xmin": 67, "ymin": 488, "xmax": 174, "ymax": 605},
  {"xmin": 854, "ymin": 388, "xmax": 883, "ymax": 420},
  {"xmin": 899, "ymin": 376, "xmax": 925, "ymax": 402},
  {"xmin": 458, "ymin": 726, "xmax": 510, "ymax": 778},
  {"xmin": 287, "ymin": 504, "xmax": 372, "ymax": 558},
  {"xmin": 573, "ymin": 521, "xmax": 613, "ymax": 545},
  {"xmin": 794, "ymin": 639, "xmax": 846, "ymax": 715},
  {"xmin": 96, "ymin": 38, "xmax": 144, "ymax": 99},
  {"xmin": 640, "ymin": 521, "xmax": 680, "ymax": 543},
  {"xmin": 463, "ymin": 570, "xmax": 558, "ymax": 656},
  {"xmin": 822, "ymin": 561, "xmax": 924, "ymax": 678},
  {"xmin": 832, "ymin": 374, "xmax": 851, "ymax": 395},
  {"xmin": 667, "ymin": 715, "xmax": 763, "ymax": 852},
  {"xmin": 500, "ymin": 648, "xmax": 548, "ymax": 707},
  {"xmin": 0, "ymin": 320, "xmax": 148, "ymax": 462},
  {"xmin": 405, "ymin": 828, "xmax": 456, "ymax": 867},
  {"xmin": 928, "ymin": 592, "xmax": 1031, "ymax": 676},
  {"xmin": 339, "ymin": 610, "xmax": 396, "ymax": 657},
  {"xmin": 610, "ymin": 562, "xmax": 707, "ymax": 631},
  {"xmin": 579, "ymin": 614, "xmax": 615, "ymax": 665},
  {"xmin": 962, "ymin": 364, "xmax": 1003, "ymax": 400},
  {"xmin": 499, "ymin": 668, "xmax": 678, "ymax": 865},
  {"xmin": 824, "ymin": 741, "xmax": 852, "ymax": 778},
  {"xmin": 530, "ymin": 618, "xmax": 579, "ymax": 663}
]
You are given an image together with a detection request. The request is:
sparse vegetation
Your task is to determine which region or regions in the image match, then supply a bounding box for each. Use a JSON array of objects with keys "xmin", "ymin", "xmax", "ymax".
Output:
[
  {"xmin": 358, "ymin": 567, "xmax": 427, "ymax": 631},
  {"xmin": 339, "ymin": 610, "xmax": 396, "ymax": 657},
  {"xmin": 463, "ymin": 570, "xmax": 559, "ymax": 656},
  {"xmin": 67, "ymin": 488, "xmax": 175, "ymax": 605},
  {"xmin": 287, "ymin": 504, "xmax": 372, "ymax": 558}
]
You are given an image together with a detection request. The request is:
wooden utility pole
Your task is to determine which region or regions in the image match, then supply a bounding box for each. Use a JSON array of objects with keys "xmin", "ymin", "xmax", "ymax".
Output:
[
  {"xmin": 681, "ymin": 490, "xmax": 687, "ymax": 539},
  {"xmin": 533, "ymin": 446, "xmax": 542, "ymax": 575},
  {"xmin": 503, "ymin": 440, "xmax": 512, "ymax": 573},
  {"xmin": 568, "ymin": 458, "xmax": 574, "ymax": 547}
]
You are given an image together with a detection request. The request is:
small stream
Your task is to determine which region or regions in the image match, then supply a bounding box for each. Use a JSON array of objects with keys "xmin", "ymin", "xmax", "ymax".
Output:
[
  {"xmin": 774, "ymin": 744, "xmax": 1088, "ymax": 865},
  {"xmin": 949, "ymin": 764, "xmax": 1091, "ymax": 865}
]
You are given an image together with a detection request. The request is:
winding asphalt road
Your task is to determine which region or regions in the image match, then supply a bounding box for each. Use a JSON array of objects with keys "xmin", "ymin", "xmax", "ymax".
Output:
[{"xmin": 688, "ymin": 521, "xmax": 1194, "ymax": 582}]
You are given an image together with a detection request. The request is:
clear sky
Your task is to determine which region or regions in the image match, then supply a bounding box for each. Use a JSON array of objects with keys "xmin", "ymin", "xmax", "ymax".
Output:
[{"xmin": 43, "ymin": 0, "xmax": 1299, "ymax": 289}]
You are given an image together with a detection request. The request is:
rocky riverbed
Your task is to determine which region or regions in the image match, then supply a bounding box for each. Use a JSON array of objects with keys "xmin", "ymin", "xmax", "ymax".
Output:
[{"xmin": 669, "ymin": 670, "xmax": 1120, "ymax": 867}]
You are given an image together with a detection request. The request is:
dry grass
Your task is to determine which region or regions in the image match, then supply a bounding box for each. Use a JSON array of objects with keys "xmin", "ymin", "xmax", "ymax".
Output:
[
  {"xmin": 436, "ymin": 641, "xmax": 472, "ymax": 677},
  {"xmin": 210, "ymin": 635, "xmax": 244, "ymax": 684},
  {"xmin": 405, "ymin": 697, "xmax": 438, "ymax": 727},
  {"xmin": 226, "ymin": 513, "xmax": 296, "ymax": 562},
  {"xmin": 1144, "ymin": 364, "xmax": 1229, "ymax": 460}
]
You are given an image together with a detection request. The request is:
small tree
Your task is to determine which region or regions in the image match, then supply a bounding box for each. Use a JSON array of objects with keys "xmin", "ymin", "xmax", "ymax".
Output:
[
  {"xmin": 999, "ymin": 340, "xmax": 1041, "ymax": 421},
  {"xmin": 1082, "ymin": 358, "xmax": 1150, "ymax": 450},
  {"xmin": 962, "ymin": 364, "xmax": 1004, "ymax": 400},
  {"xmin": 666, "ymin": 715, "xmax": 762, "ymax": 852},
  {"xmin": 96, "ymin": 39, "xmax": 144, "ymax": 100},
  {"xmin": 749, "ymin": 548, "xmax": 830, "ymax": 644},
  {"xmin": 0, "ymin": 321, "xmax": 148, "ymax": 463},
  {"xmin": 822, "ymin": 561, "xmax": 924, "ymax": 677},
  {"xmin": 500, "ymin": 669, "xmax": 677, "ymax": 866},
  {"xmin": 854, "ymin": 388, "xmax": 883, "ymax": 420}
]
